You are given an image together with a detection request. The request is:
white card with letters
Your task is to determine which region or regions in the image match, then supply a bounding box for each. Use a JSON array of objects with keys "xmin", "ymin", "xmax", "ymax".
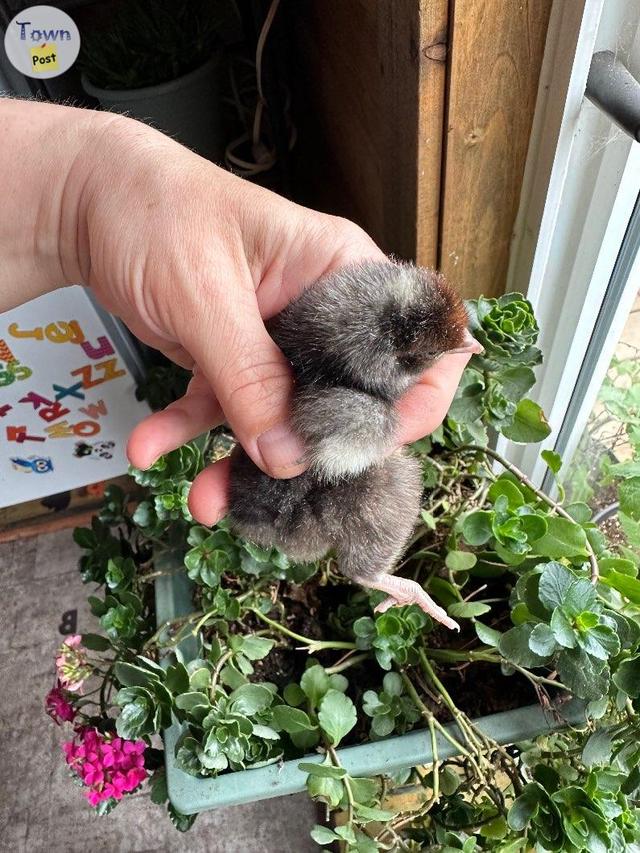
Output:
[{"xmin": 0, "ymin": 286, "xmax": 150, "ymax": 507}]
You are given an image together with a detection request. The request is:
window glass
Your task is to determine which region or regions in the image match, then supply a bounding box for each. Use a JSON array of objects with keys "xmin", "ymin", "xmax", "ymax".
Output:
[{"xmin": 564, "ymin": 291, "xmax": 640, "ymax": 563}]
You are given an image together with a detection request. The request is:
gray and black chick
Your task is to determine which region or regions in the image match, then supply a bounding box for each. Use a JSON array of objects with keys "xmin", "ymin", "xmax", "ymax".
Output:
[{"xmin": 228, "ymin": 259, "xmax": 482, "ymax": 630}]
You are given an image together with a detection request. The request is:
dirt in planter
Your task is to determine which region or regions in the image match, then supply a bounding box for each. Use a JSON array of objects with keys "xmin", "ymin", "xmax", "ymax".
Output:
[{"xmin": 202, "ymin": 571, "xmax": 549, "ymax": 741}]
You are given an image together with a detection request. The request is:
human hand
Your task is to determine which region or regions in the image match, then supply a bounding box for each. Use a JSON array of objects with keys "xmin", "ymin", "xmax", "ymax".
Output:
[{"xmin": 24, "ymin": 106, "xmax": 474, "ymax": 525}]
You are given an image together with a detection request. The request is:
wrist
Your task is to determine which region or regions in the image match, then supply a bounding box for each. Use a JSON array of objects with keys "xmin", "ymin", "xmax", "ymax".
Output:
[{"xmin": 0, "ymin": 101, "xmax": 121, "ymax": 311}]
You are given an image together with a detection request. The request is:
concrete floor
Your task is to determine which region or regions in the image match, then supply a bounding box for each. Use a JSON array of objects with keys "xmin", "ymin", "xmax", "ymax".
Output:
[{"xmin": 0, "ymin": 529, "xmax": 318, "ymax": 853}]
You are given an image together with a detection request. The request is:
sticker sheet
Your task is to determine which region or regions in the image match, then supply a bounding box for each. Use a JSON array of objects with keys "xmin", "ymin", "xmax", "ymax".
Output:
[{"xmin": 0, "ymin": 286, "xmax": 150, "ymax": 507}]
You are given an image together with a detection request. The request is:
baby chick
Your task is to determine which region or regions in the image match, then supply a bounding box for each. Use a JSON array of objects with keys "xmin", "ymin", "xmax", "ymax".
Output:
[{"xmin": 228, "ymin": 260, "xmax": 482, "ymax": 630}]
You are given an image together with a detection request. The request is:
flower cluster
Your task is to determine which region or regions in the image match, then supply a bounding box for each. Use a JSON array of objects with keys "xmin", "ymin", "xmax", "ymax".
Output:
[
  {"xmin": 63, "ymin": 727, "xmax": 147, "ymax": 807},
  {"xmin": 45, "ymin": 684, "xmax": 76, "ymax": 725},
  {"xmin": 55, "ymin": 635, "xmax": 92, "ymax": 692}
]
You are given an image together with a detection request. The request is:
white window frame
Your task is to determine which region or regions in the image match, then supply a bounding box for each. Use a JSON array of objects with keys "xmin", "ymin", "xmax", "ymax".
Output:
[{"xmin": 498, "ymin": 0, "xmax": 640, "ymax": 487}]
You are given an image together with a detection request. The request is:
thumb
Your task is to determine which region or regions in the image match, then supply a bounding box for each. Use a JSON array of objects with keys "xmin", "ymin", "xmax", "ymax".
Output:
[{"xmin": 186, "ymin": 284, "xmax": 307, "ymax": 478}]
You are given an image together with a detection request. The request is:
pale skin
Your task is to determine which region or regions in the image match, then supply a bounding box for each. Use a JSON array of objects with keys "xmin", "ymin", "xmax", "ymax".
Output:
[{"xmin": 1, "ymin": 100, "xmax": 476, "ymax": 626}]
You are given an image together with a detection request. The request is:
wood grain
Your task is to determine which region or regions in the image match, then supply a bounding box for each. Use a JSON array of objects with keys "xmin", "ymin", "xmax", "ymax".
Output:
[
  {"xmin": 440, "ymin": 0, "xmax": 552, "ymax": 298},
  {"xmin": 289, "ymin": 0, "xmax": 448, "ymax": 265}
]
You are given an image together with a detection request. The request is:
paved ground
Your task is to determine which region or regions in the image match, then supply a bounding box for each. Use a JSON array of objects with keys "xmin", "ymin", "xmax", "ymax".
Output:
[{"xmin": 0, "ymin": 529, "xmax": 318, "ymax": 852}]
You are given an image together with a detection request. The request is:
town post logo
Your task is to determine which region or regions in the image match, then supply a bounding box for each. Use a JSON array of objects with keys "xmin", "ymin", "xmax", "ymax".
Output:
[{"xmin": 4, "ymin": 6, "xmax": 80, "ymax": 79}]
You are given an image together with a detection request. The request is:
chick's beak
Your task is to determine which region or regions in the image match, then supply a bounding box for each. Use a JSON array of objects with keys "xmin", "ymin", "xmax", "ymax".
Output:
[{"xmin": 448, "ymin": 329, "xmax": 484, "ymax": 356}]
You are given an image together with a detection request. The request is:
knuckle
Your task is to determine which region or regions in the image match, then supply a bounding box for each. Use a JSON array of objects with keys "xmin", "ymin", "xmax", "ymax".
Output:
[{"xmin": 223, "ymin": 356, "xmax": 292, "ymax": 421}]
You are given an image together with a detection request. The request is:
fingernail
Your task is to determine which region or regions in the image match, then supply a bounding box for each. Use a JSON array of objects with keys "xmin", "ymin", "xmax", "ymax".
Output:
[{"xmin": 257, "ymin": 422, "xmax": 307, "ymax": 476}]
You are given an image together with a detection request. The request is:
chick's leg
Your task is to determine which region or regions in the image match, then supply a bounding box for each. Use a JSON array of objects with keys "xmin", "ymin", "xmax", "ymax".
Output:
[{"xmin": 366, "ymin": 574, "xmax": 459, "ymax": 631}]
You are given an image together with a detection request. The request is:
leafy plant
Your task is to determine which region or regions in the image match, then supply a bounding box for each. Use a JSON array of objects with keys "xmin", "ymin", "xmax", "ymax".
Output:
[
  {"xmin": 565, "ymin": 344, "xmax": 640, "ymax": 568},
  {"xmin": 78, "ymin": 0, "xmax": 232, "ymax": 90},
  {"xmin": 45, "ymin": 293, "xmax": 640, "ymax": 850}
]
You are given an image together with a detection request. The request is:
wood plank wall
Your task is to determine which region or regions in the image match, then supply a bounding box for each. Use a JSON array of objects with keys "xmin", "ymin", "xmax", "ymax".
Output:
[
  {"xmin": 288, "ymin": 0, "xmax": 552, "ymax": 298},
  {"xmin": 440, "ymin": 0, "xmax": 553, "ymax": 298},
  {"xmin": 289, "ymin": 0, "xmax": 448, "ymax": 267}
]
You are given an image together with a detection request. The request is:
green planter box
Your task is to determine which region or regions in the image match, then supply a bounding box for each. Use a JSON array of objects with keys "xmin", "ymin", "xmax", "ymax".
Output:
[{"xmin": 155, "ymin": 563, "xmax": 587, "ymax": 817}]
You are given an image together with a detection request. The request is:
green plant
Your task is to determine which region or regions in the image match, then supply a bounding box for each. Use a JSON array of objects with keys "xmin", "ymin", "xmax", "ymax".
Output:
[
  {"xmin": 565, "ymin": 344, "xmax": 640, "ymax": 567},
  {"xmin": 78, "ymin": 0, "xmax": 231, "ymax": 90},
  {"xmin": 46, "ymin": 293, "xmax": 640, "ymax": 850}
]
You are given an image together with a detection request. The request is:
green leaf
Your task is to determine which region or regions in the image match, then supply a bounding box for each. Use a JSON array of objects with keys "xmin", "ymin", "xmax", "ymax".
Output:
[
  {"xmin": 541, "ymin": 449, "xmax": 562, "ymax": 475},
  {"xmin": 382, "ymin": 672, "xmax": 403, "ymax": 697},
  {"xmin": 582, "ymin": 730, "xmax": 613, "ymax": 768},
  {"xmin": 228, "ymin": 684, "xmax": 274, "ymax": 716},
  {"xmin": 283, "ymin": 683, "xmax": 306, "ymax": 707},
  {"xmin": 306, "ymin": 773, "xmax": 344, "ymax": 807},
  {"xmin": 528, "ymin": 623, "xmax": 557, "ymax": 657},
  {"xmin": 439, "ymin": 766, "xmax": 461, "ymax": 796},
  {"xmin": 445, "ymin": 551, "xmax": 477, "ymax": 572},
  {"xmin": 556, "ymin": 648, "xmax": 609, "ymax": 700},
  {"xmin": 114, "ymin": 661, "xmax": 159, "ymax": 689},
  {"xmin": 462, "ymin": 511, "xmax": 494, "ymax": 546},
  {"xmin": 80, "ymin": 632, "xmax": 111, "ymax": 651},
  {"xmin": 508, "ymin": 784, "xmax": 542, "ymax": 831},
  {"xmin": 532, "ymin": 518, "xmax": 589, "ymax": 559},
  {"xmin": 479, "ymin": 816, "xmax": 508, "ymax": 841},
  {"xmin": 502, "ymin": 399, "xmax": 551, "ymax": 443},
  {"xmin": 420, "ymin": 509, "xmax": 436, "ymax": 530},
  {"xmin": 300, "ymin": 664, "xmax": 330, "ymax": 708},
  {"xmin": 165, "ymin": 662, "xmax": 190, "ymax": 695},
  {"xmin": 620, "ymin": 510, "xmax": 640, "ymax": 549},
  {"xmin": 563, "ymin": 578, "xmax": 597, "ymax": 617},
  {"xmin": 299, "ymin": 761, "xmax": 346, "ymax": 779},
  {"xmin": 317, "ymin": 689, "xmax": 357, "ymax": 746},
  {"xmin": 116, "ymin": 698, "xmax": 150, "ymax": 739},
  {"xmin": 328, "ymin": 673, "xmax": 349, "ymax": 693},
  {"xmin": 149, "ymin": 768, "xmax": 168, "ymax": 805},
  {"xmin": 310, "ymin": 826, "xmax": 339, "ymax": 845},
  {"xmin": 499, "ymin": 625, "xmax": 551, "ymax": 667},
  {"xmin": 355, "ymin": 804, "xmax": 398, "ymax": 822},
  {"xmin": 189, "ymin": 667, "xmax": 210, "ymax": 691},
  {"xmin": 565, "ymin": 502, "xmax": 592, "ymax": 524},
  {"xmin": 240, "ymin": 635, "xmax": 275, "ymax": 660},
  {"xmin": 599, "ymin": 570, "xmax": 640, "ymax": 604},
  {"xmin": 499, "ymin": 365, "xmax": 536, "ymax": 401},
  {"xmin": 371, "ymin": 714, "xmax": 395, "ymax": 737},
  {"xmin": 550, "ymin": 608, "xmax": 576, "ymax": 648},
  {"xmin": 599, "ymin": 557, "xmax": 637, "ymax": 578},
  {"xmin": 538, "ymin": 562, "xmax": 576, "ymax": 610},
  {"xmin": 273, "ymin": 705, "xmax": 317, "ymax": 734},
  {"xmin": 488, "ymin": 478, "xmax": 524, "ymax": 508},
  {"xmin": 175, "ymin": 691, "xmax": 210, "ymax": 711},
  {"xmin": 619, "ymin": 476, "xmax": 640, "ymax": 521},
  {"xmin": 575, "ymin": 610, "xmax": 598, "ymax": 631},
  {"xmin": 612, "ymin": 655, "xmax": 640, "ymax": 698},
  {"xmin": 578, "ymin": 625, "xmax": 620, "ymax": 660},
  {"xmin": 448, "ymin": 601, "xmax": 491, "ymax": 618},
  {"xmin": 475, "ymin": 621, "xmax": 502, "ymax": 647}
]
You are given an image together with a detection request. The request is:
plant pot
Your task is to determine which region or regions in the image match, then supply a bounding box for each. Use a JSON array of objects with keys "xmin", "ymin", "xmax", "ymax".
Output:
[
  {"xmin": 81, "ymin": 54, "xmax": 225, "ymax": 162},
  {"xmin": 155, "ymin": 561, "xmax": 588, "ymax": 817}
]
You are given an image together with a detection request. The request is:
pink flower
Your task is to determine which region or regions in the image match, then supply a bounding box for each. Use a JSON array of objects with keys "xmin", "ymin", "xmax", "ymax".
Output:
[
  {"xmin": 45, "ymin": 684, "xmax": 76, "ymax": 725},
  {"xmin": 55, "ymin": 635, "xmax": 92, "ymax": 693},
  {"xmin": 63, "ymin": 727, "xmax": 148, "ymax": 809}
]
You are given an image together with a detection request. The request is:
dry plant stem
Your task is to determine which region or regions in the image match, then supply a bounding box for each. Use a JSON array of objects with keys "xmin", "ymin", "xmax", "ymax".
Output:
[
  {"xmin": 325, "ymin": 652, "xmax": 371, "ymax": 675},
  {"xmin": 399, "ymin": 671, "xmax": 486, "ymax": 784},
  {"xmin": 143, "ymin": 610, "xmax": 204, "ymax": 650},
  {"xmin": 463, "ymin": 445, "xmax": 599, "ymax": 584},
  {"xmin": 423, "ymin": 647, "xmax": 570, "ymax": 692},
  {"xmin": 419, "ymin": 650, "xmax": 491, "ymax": 761},
  {"xmin": 327, "ymin": 746, "xmax": 355, "ymax": 823},
  {"xmin": 249, "ymin": 608, "xmax": 357, "ymax": 652},
  {"xmin": 377, "ymin": 716, "xmax": 441, "ymax": 845},
  {"xmin": 209, "ymin": 649, "xmax": 234, "ymax": 699}
]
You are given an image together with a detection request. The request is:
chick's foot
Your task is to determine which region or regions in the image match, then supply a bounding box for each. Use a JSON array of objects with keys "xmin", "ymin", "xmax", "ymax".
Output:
[{"xmin": 370, "ymin": 575, "xmax": 460, "ymax": 631}]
